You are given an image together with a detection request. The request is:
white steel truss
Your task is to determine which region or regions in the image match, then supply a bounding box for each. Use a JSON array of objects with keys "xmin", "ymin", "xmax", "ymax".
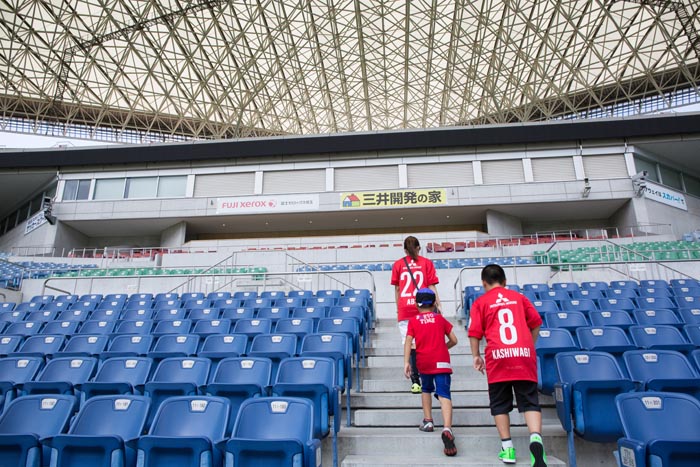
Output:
[{"xmin": 0, "ymin": 0, "xmax": 699, "ymax": 140}]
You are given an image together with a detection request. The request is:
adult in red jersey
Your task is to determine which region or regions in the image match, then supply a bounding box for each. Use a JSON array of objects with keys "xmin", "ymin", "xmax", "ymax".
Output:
[
  {"xmin": 468, "ymin": 264, "xmax": 547, "ymax": 467},
  {"xmin": 391, "ymin": 236, "xmax": 441, "ymax": 393}
]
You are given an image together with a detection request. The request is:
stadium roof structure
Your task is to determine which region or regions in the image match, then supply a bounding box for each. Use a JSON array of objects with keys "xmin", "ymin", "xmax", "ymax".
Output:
[{"xmin": 1, "ymin": 0, "xmax": 700, "ymax": 141}]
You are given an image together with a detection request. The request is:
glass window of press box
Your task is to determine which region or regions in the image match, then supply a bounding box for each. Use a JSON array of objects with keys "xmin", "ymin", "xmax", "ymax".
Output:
[{"xmin": 63, "ymin": 180, "xmax": 91, "ymax": 201}]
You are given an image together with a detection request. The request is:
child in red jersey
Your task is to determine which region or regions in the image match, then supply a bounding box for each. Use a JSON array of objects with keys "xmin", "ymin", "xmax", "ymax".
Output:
[
  {"xmin": 404, "ymin": 288, "xmax": 458, "ymax": 456},
  {"xmin": 468, "ymin": 264, "xmax": 547, "ymax": 467}
]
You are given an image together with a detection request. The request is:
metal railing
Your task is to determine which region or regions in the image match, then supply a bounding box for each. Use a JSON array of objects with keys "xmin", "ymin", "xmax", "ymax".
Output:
[{"xmin": 453, "ymin": 259, "xmax": 699, "ymax": 318}]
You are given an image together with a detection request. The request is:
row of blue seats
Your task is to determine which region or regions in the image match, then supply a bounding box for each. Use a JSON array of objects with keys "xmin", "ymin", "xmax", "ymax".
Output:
[
  {"xmin": 536, "ymin": 327, "xmax": 700, "ymax": 395},
  {"xmin": 551, "ymin": 350, "xmax": 700, "ymax": 466},
  {"xmin": 529, "ymin": 297, "xmax": 700, "ymax": 314},
  {"xmin": 0, "ymin": 391, "xmax": 333, "ymax": 467},
  {"xmin": 297, "ymin": 256, "xmax": 536, "ymax": 272},
  {"xmin": 542, "ymin": 309, "xmax": 700, "ymax": 331},
  {"xmin": 0, "ymin": 261, "xmax": 98, "ymax": 288},
  {"xmin": 465, "ymin": 279, "xmax": 700, "ymax": 297}
]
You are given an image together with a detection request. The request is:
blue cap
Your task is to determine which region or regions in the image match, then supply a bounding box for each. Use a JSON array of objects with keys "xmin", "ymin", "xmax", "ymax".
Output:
[{"xmin": 415, "ymin": 288, "xmax": 436, "ymax": 307}]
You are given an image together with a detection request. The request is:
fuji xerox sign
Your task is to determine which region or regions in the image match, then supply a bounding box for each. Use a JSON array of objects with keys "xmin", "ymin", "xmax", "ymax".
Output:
[{"xmin": 215, "ymin": 194, "xmax": 320, "ymax": 214}]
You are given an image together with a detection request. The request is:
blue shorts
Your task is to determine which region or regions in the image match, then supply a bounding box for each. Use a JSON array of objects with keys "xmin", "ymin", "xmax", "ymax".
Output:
[{"xmin": 420, "ymin": 373, "xmax": 451, "ymax": 400}]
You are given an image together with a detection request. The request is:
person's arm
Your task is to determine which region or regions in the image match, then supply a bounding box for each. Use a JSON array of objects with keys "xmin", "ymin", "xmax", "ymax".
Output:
[
  {"xmin": 446, "ymin": 330, "xmax": 458, "ymax": 350},
  {"xmin": 470, "ymin": 336, "xmax": 485, "ymax": 374},
  {"xmin": 403, "ymin": 334, "xmax": 414, "ymax": 379},
  {"xmin": 428, "ymin": 284, "xmax": 442, "ymax": 313},
  {"xmin": 531, "ymin": 326, "xmax": 541, "ymax": 345}
]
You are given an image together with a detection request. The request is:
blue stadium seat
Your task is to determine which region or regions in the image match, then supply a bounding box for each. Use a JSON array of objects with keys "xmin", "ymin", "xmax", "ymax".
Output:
[
  {"xmin": 197, "ymin": 335, "xmax": 248, "ymax": 363},
  {"xmin": 191, "ymin": 319, "xmax": 231, "ymax": 338},
  {"xmin": 78, "ymin": 294, "xmax": 103, "ymax": 303},
  {"xmin": 571, "ymin": 289, "xmax": 605, "ymax": 301},
  {"xmin": 288, "ymin": 290, "xmax": 314, "ymax": 301},
  {"xmin": 44, "ymin": 395, "xmax": 149, "ymax": 467},
  {"xmin": 523, "ymin": 283, "xmax": 549, "ymax": 293},
  {"xmin": 623, "ymin": 350, "xmax": 700, "ymax": 399},
  {"xmin": 0, "ymin": 395, "xmax": 76, "ymax": 467},
  {"xmin": 25, "ymin": 310, "xmax": 58, "ymax": 322},
  {"xmin": 544, "ymin": 311, "xmax": 589, "ymax": 330},
  {"xmin": 256, "ymin": 307, "xmax": 291, "ymax": 323},
  {"xmin": 41, "ymin": 321, "xmax": 79, "ymax": 336},
  {"xmin": 206, "ymin": 292, "xmax": 231, "ymax": 301},
  {"xmin": 6, "ymin": 321, "xmax": 42, "ymax": 338},
  {"xmin": 552, "ymin": 282, "xmax": 580, "ymax": 293},
  {"xmin": 640, "ymin": 280, "xmax": 669, "ymax": 289},
  {"xmin": 56, "ymin": 309, "xmax": 91, "ymax": 322},
  {"xmin": 13, "ymin": 335, "xmax": 65, "ymax": 358},
  {"xmin": 205, "ymin": 357, "xmax": 272, "ymax": 434},
  {"xmin": 554, "ymin": 351, "xmax": 636, "ymax": 452},
  {"xmin": 275, "ymin": 319, "xmax": 315, "ymax": 352},
  {"xmin": 233, "ymin": 291, "xmax": 258, "ymax": 301},
  {"xmin": 316, "ymin": 290, "xmax": 342, "ymax": 300},
  {"xmin": 69, "ymin": 301, "xmax": 99, "ymax": 313},
  {"xmin": 181, "ymin": 293, "xmax": 205, "ymax": 302},
  {"xmin": 0, "ymin": 303, "xmax": 15, "ymax": 312},
  {"xmin": 0, "ymin": 310, "xmax": 26, "ymax": 324},
  {"xmin": 104, "ymin": 293, "xmax": 129, "ymax": 302},
  {"xmin": 115, "ymin": 319, "xmax": 154, "ymax": 335},
  {"xmin": 318, "ymin": 317, "xmax": 362, "ymax": 369},
  {"xmin": 637, "ymin": 297, "xmax": 677, "ymax": 311},
  {"xmin": 692, "ymin": 349, "xmax": 700, "ymax": 373},
  {"xmin": 90, "ymin": 308, "xmax": 122, "ymax": 322},
  {"xmin": 300, "ymin": 333, "xmax": 353, "ymax": 409},
  {"xmin": 535, "ymin": 329, "xmax": 578, "ymax": 395},
  {"xmin": 152, "ymin": 319, "xmax": 192, "ymax": 337},
  {"xmin": 187, "ymin": 308, "xmax": 221, "ymax": 321},
  {"xmin": 82, "ymin": 357, "xmax": 153, "ymax": 399},
  {"xmin": 588, "ymin": 310, "xmax": 635, "ymax": 330},
  {"xmin": 148, "ymin": 335, "xmax": 200, "ymax": 360},
  {"xmin": 531, "ymin": 300, "xmax": 559, "ymax": 314},
  {"xmin": 673, "ymin": 286, "xmax": 700, "ymax": 299},
  {"xmin": 220, "ymin": 397, "xmax": 320, "ymax": 467},
  {"xmin": 261, "ymin": 291, "xmax": 286, "ymax": 301},
  {"xmin": 606, "ymin": 288, "xmax": 639, "ymax": 300},
  {"xmin": 561, "ymin": 299, "xmax": 598, "ymax": 314},
  {"xmin": 248, "ymin": 334, "xmax": 297, "ymax": 381},
  {"xmin": 122, "ymin": 308, "xmax": 155, "ymax": 321},
  {"xmin": 129, "ymin": 293, "xmax": 154, "ymax": 302},
  {"xmin": 292, "ymin": 306, "xmax": 329, "ymax": 325},
  {"xmin": 125, "ymin": 300, "xmax": 154, "ymax": 311},
  {"xmin": 144, "ymin": 357, "xmax": 211, "ymax": 426},
  {"xmin": 23, "ymin": 356, "xmax": 97, "ymax": 396},
  {"xmin": 575, "ymin": 327, "xmax": 635, "ymax": 372},
  {"xmin": 15, "ymin": 302, "xmax": 43, "ymax": 312},
  {"xmin": 0, "ymin": 356, "xmax": 43, "ymax": 410},
  {"xmin": 98, "ymin": 299, "xmax": 127, "ymax": 311},
  {"xmin": 0, "ymin": 336, "xmax": 22, "ymax": 356},
  {"xmin": 676, "ymin": 296, "xmax": 700, "ymax": 309},
  {"xmin": 214, "ymin": 298, "xmax": 243, "ymax": 310},
  {"xmin": 243, "ymin": 298, "xmax": 271, "ymax": 310},
  {"xmin": 41, "ymin": 302, "xmax": 70, "ymax": 313},
  {"xmin": 629, "ymin": 325, "xmax": 694, "ymax": 352},
  {"xmin": 639, "ymin": 288, "xmax": 674, "ymax": 300},
  {"xmin": 272, "ymin": 356, "xmax": 340, "ymax": 442},
  {"xmin": 59, "ymin": 335, "xmax": 109, "ymax": 357},
  {"xmin": 329, "ymin": 306, "xmax": 366, "ymax": 333},
  {"xmin": 153, "ymin": 299, "xmax": 183, "ymax": 311},
  {"xmin": 615, "ymin": 392, "xmax": 700, "ymax": 467},
  {"xmin": 598, "ymin": 297, "xmax": 637, "ymax": 312},
  {"xmin": 220, "ymin": 307, "xmax": 255, "ymax": 321},
  {"xmin": 683, "ymin": 324, "xmax": 700, "ymax": 346},
  {"xmin": 273, "ymin": 298, "xmax": 304, "ymax": 309},
  {"xmin": 136, "ymin": 396, "xmax": 229, "ymax": 467},
  {"xmin": 305, "ymin": 297, "xmax": 338, "ymax": 308},
  {"xmin": 232, "ymin": 319, "xmax": 273, "ymax": 341},
  {"xmin": 609, "ymin": 281, "xmax": 639, "ymax": 291},
  {"xmin": 670, "ymin": 279, "xmax": 700, "ymax": 289},
  {"xmin": 54, "ymin": 295, "xmax": 78, "ymax": 305},
  {"xmin": 183, "ymin": 299, "xmax": 212, "ymax": 310},
  {"xmin": 153, "ymin": 308, "xmax": 187, "ymax": 321},
  {"xmin": 77, "ymin": 320, "xmax": 116, "ymax": 336},
  {"xmin": 633, "ymin": 309, "xmax": 683, "ymax": 328},
  {"xmin": 505, "ymin": 284, "xmax": 522, "ymax": 293},
  {"xmin": 154, "ymin": 293, "xmax": 178, "ymax": 302},
  {"xmin": 30, "ymin": 295, "xmax": 54, "ymax": 305}
]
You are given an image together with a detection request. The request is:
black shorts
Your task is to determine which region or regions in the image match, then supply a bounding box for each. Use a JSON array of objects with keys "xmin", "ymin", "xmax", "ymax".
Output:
[{"xmin": 488, "ymin": 380, "xmax": 541, "ymax": 416}]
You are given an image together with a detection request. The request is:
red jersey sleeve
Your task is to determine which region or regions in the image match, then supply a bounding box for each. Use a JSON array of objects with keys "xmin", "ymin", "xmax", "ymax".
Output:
[
  {"xmin": 467, "ymin": 298, "xmax": 484, "ymax": 339},
  {"xmin": 441, "ymin": 315, "xmax": 454, "ymax": 336},
  {"xmin": 522, "ymin": 296, "xmax": 543, "ymax": 330},
  {"xmin": 406, "ymin": 317, "xmax": 415, "ymax": 337},
  {"xmin": 390, "ymin": 259, "xmax": 401, "ymax": 286},
  {"xmin": 425, "ymin": 258, "xmax": 439, "ymax": 286}
]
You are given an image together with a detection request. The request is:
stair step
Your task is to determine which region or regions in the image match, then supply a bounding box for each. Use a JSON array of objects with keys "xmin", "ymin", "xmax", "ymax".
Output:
[
  {"xmin": 365, "ymin": 346, "xmax": 472, "ymax": 356},
  {"xmin": 352, "ymin": 407, "xmax": 559, "ymax": 427},
  {"xmin": 363, "ymin": 378, "xmax": 488, "ymax": 392},
  {"xmin": 341, "ymin": 454, "xmax": 565, "ymax": 466},
  {"xmin": 347, "ymin": 392, "xmax": 555, "ymax": 408},
  {"xmin": 366, "ymin": 356, "xmax": 476, "ymax": 367},
  {"xmin": 359, "ymin": 367, "xmax": 483, "ymax": 379}
]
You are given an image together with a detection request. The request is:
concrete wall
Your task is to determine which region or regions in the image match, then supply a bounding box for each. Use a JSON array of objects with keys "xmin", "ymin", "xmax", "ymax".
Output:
[
  {"xmin": 160, "ymin": 221, "xmax": 187, "ymax": 248},
  {"xmin": 0, "ymin": 219, "xmax": 57, "ymax": 253},
  {"xmin": 486, "ymin": 209, "xmax": 523, "ymax": 236}
]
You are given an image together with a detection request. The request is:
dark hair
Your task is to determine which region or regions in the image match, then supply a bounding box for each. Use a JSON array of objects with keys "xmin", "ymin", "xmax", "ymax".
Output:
[
  {"xmin": 403, "ymin": 236, "xmax": 420, "ymax": 261},
  {"xmin": 481, "ymin": 264, "xmax": 506, "ymax": 285}
]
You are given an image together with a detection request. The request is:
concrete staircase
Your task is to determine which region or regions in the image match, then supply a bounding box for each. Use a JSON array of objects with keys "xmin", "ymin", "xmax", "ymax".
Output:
[{"xmin": 336, "ymin": 318, "xmax": 573, "ymax": 466}]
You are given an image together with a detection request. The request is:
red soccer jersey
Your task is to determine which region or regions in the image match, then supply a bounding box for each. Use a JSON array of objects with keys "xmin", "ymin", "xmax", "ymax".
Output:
[
  {"xmin": 467, "ymin": 287, "xmax": 543, "ymax": 383},
  {"xmin": 391, "ymin": 255, "xmax": 439, "ymax": 321},
  {"xmin": 406, "ymin": 312, "xmax": 454, "ymax": 375}
]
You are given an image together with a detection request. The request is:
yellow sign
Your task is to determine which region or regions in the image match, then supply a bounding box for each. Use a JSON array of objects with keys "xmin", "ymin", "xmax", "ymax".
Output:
[{"xmin": 340, "ymin": 189, "xmax": 447, "ymax": 209}]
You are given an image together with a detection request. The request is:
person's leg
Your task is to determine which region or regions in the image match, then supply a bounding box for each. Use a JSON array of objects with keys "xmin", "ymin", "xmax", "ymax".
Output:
[
  {"xmin": 489, "ymin": 382, "xmax": 516, "ymax": 464},
  {"xmin": 435, "ymin": 374, "xmax": 457, "ymax": 456},
  {"xmin": 494, "ymin": 414, "xmax": 511, "ymax": 440},
  {"xmin": 523, "ymin": 410, "xmax": 542, "ymax": 435},
  {"xmin": 421, "ymin": 391, "xmax": 433, "ymax": 421},
  {"xmin": 418, "ymin": 374, "xmax": 435, "ymax": 432},
  {"xmin": 514, "ymin": 381, "xmax": 547, "ymax": 467}
]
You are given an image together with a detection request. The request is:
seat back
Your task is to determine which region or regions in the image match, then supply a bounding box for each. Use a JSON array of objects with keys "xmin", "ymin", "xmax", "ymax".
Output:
[
  {"xmin": 544, "ymin": 311, "xmax": 589, "ymax": 329},
  {"xmin": 207, "ymin": 292, "xmax": 231, "ymax": 301},
  {"xmin": 199, "ymin": 334, "xmax": 247, "ymax": 358},
  {"xmin": 149, "ymin": 334, "xmax": 199, "ymax": 357},
  {"xmin": 232, "ymin": 397, "xmax": 313, "ymax": 442},
  {"xmin": 629, "ymin": 325, "xmax": 692, "ymax": 350},
  {"xmin": 121, "ymin": 308, "xmax": 154, "ymax": 320},
  {"xmin": 192, "ymin": 319, "xmax": 231, "ymax": 337},
  {"xmin": 633, "ymin": 309, "xmax": 681, "ymax": 327},
  {"xmin": 561, "ymin": 299, "xmax": 597, "ymax": 314},
  {"xmin": 523, "ymin": 283, "xmax": 549, "ymax": 292},
  {"xmin": 555, "ymin": 351, "xmax": 625, "ymax": 383},
  {"xmin": 77, "ymin": 320, "xmax": 116, "ymax": 335},
  {"xmin": 609, "ymin": 281, "xmax": 639, "ymax": 290},
  {"xmin": 6, "ymin": 321, "xmax": 42, "ymax": 337},
  {"xmin": 256, "ymin": 307, "xmax": 291, "ymax": 322},
  {"xmin": 531, "ymin": 300, "xmax": 559, "ymax": 313},
  {"xmin": 57, "ymin": 309, "xmax": 91, "ymax": 322},
  {"xmin": 233, "ymin": 318, "xmax": 273, "ymax": 337},
  {"xmin": 152, "ymin": 319, "xmax": 192, "ymax": 335},
  {"xmin": 588, "ymin": 310, "xmax": 635, "ymax": 329},
  {"xmin": 0, "ymin": 336, "xmax": 22, "ymax": 356},
  {"xmin": 149, "ymin": 396, "xmax": 229, "ymax": 438},
  {"xmin": 623, "ymin": 349, "xmax": 698, "ymax": 383},
  {"xmin": 275, "ymin": 319, "xmax": 315, "ymax": 338},
  {"xmin": 288, "ymin": 290, "xmax": 313, "ymax": 300},
  {"xmin": 597, "ymin": 298, "xmax": 636, "ymax": 312},
  {"xmin": 211, "ymin": 357, "xmax": 272, "ymax": 386},
  {"xmin": 536, "ymin": 290, "xmax": 570, "ymax": 302},
  {"xmin": 685, "ymin": 324, "xmax": 700, "ymax": 346},
  {"xmin": 152, "ymin": 309, "xmax": 187, "ymax": 321},
  {"xmin": 616, "ymin": 392, "xmax": 700, "ymax": 442},
  {"xmin": 0, "ymin": 394, "xmax": 75, "ymax": 435},
  {"xmin": 69, "ymin": 394, "xmax": 149, "ymax": 436},
  {"xmin": 37, "ymin": 357, "xmax": 97, "ymax": 384},
  {"xmin": 535, "ymin": 329, "xmax": 578, "ymax": 395},
  {"xmin": 15, "ymin": 335, "xmax": 65, "ymax": 356},
  {"xmin": 105, "ymin": 335, "xmax": 154, "ymax": 356},
  {"xmin": 677, "ymin": 296, "xmax": 700, "ymax": 309},
  {"xmin": 292, "ymin": 306, "xmax": 329, "ymax": 321},
  {"xmin": 150, "ymin": 357, "xmax": 210, "ymax": 385},
  {"xmin": 187, "ymin": 308, "xmax": 221, "ymax": 321},
  {"xmin": 0, "ymin": 356, "xmax": 43, "ymax": 383},
  {"xmin": 116, "ymin": 320, "xmax": 154, "ymax": 335},
  {"xmin": 61, "ymin": 335, "xmax": 109, "ymax": 356},
  {"xmin": 221, "ymin": 307, "xmax": 255, "ymax": 320},
  {"xmin": 575, "ymin": 327, "xmax": 633, "ymax": 350},
  {"xmin": 95, "ymin": 357, "xmax": 153, "ymax": 386}
]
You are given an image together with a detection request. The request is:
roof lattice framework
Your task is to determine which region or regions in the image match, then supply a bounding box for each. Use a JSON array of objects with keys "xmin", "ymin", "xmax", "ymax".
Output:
[{"xmin": 1, "ymin": 0, "xmax": 699, "ymax": 139}]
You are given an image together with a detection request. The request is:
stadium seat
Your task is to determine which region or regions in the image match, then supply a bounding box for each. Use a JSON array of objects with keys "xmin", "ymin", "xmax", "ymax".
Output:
[
  {"xmin": 292, "ymin": 306, "xmax": 329, "ymax": 325},
  {"xmin": 136, "ymin": 395, "xmax": 229, "ymax": 467},
  {"xmin": 232, "ymin": 319, "xmax": 273, "ymax": 341},
  {"xmin": 43, "ymin": 395, "xmax": 149, "ymax": 467},
  {"xmin": 561, "ymin": 299, "xmax": 598, "ymax": 314},
  {"xmin": 305, "ymin": 297, "xmax": 338, "ymax": 308},
  {"xmin": 683, "ymin": 324, "xmax": 700, "ymax": 346},
  {"xmin": 197, "ymin": 335, "xmax": 248, "ymax": 363},
  {"xmin": 22, "ymin": 356, "xmax": 97, "ymax": 396},
  {"xmin": 636, "ymin": 297, "xmax": 677, "ymax": 311},
  {"xmin": 244, "ymin": 298, "xmax": 271, "ymax": 310},
  {"xmin": 554, "ymin": 351, "xmax": 636, "ymax": 450},
  {"xmin": 56, "ymin": 309, "xmax": 91, "ymax": 322},
  {"xmin": 288, "ymin": 290, "xmax": 314, "ymax": 301},
  {"xmin": 233, "ymin": 291, "xmax": 258, "ymax": 301},
  {"xmin": 181, "ymin": 292, "xmax": 205, "ymax": 301},
  {"xmin": 15, "ymin": 302, "xmax": 43, "ymax": 313},
  {"xmin": 552, "ymin": 282, "xmax": 580, "ymax": 293},
  {"xmin": 79, "ymin": 294, "xmax": 103, "ymax": 303},
  {"xmin": 598, "ymin": 297, "xmax": 637, "ymax": 312},
  {"xmin": 256, "ymin": 307, "xmax": 291, "ymax": 323},
  {"xmin": 90, "ymin": 308, "xmax": 122, "ymax": 322},
  {"xmin": 275, "ymin": 319, "xmax": 315, "ymax": 352},
  {"xmin": 77, "ymin": 320, "xmax": 116, "ymax": 335},
  {"xmin": 152, "ymin": 319, "xmax": 192, "ymax": 336},
  {"xmin": 670, "ymin": 279, "xmax": 700, "ymax": 288},
  {"xmin": 129, "ymin": 293, "xmax": 154, "ymax": 302},
  {"xmin": 273, "ymin": 298, "xmax": 304, "ymax": 309},
  {"xmin": 0, "ymin": 311, "xmax": 27, "ymax": 324},
  {"xmin": 207, "ymin": 292, "xmax": 231, "ymax": 301},
  {"xmin": 59, "ymin": 335, "xmax": 109, "ymax": 357},
  {"xmin": 220, "ymin": 307, "xmax": 255, "ymax": 321},
  {"xmin": 571, "ymin": 289, "xmax": 605, "ymax": 301},
  {"xmin": 41, "ymin": 321, "xmax": 79, "ymax": 336},
  {"xmin": 98, "ymin": 299, "xmax": 127, "ymax": 311},
  {"xmin": 30, "ymin": 295, "xmax": 54, "ymax": 305},
  {"xmin": 633, "ymin": 309, "xmax": 683, "ymax": 328},
  {"xmin": 205, "ymin": 357, "xmax": 272, "ymax": 433},
  {"xmin": 0, "ymin": 394, "xmax": 76, "ymax": 467},
  {"xmin": 191, "ymin": 319, "xmax": 231, "ymax": 338},
  {"xmin": 673, "ymin": 286, "xmax": 700, "ymax": 299},
  {"xmin": 535, "ymin": 329, "xmax": 578, "ymax": 395},
  {"xmin": 523, "ymin": 283, "xmax": 549, "ymax": 293},
  {"xmin": 0, "ymin": 336, "xmax": 22, "ymax": 356},
  {"xmin": 588, "ymin": 310, "xmax": 636, "ymax": 330},
  {"xmin": 615, "ymin": 391, "xmax": 700, "ymax": 467},
  {"xmin": 676, "ymin": 296, "xmax": 700, "ymax": 309},
  {"xmin": 531, "ymin": 300, "xmax": 559, "ymax": 314},
  {"xmin": 317, "ymin": 290, "xmax": 342, "ymax": 300},
  {"xmin": 272, "ymin": 356, "xmax": 340, "ymax": 441},
  {"xmin": 610, "ymin": 281, "xmax": 639, "ymax": 291},
  {"xmin": 187, "ymin": 308, "xmax": 221, "ymax": 321},
  {"xmin": 153, "ymin": 299, "xmax": 182, "ymax": 311},
  {"xmin": 122, "ymin": 308, "xmax": 155, "ymax": 320},
  {"xmin": 639, "ymin": 288, "xmax": 674, "ymax": 300},
  {"xmin": 606, "ymin": 288, "xmax": 639, "ymax": 300},
  {"xmin": 575, "ymin": 327, "xmax": 635, "ymax": 373},
  {"xmin": 0, "ymin": 303, "xmax": 15, "ymax": 312},
  {"xmin": 125, "ymin": 299, "xmax": 154, "ymax": 310},
  {"xmin": 82, "ymin": 357, "xmax": 153, "ymax": 400},
  {"xmin": 153, "ymin": 308, "xmax": 187, "ymax": 321},
  {"xmin": 26, "ymin": 310, "xmax": 58, "ymax": 323},
  {"xmin": 154, "ymin": 293, "xmax": 178, "ymax": 302},
  {"xmin": 0, "ymin": 356, "xmax": 43, "ymax": 410},
  {"xmin": 248, "ymin": 334, "xmax": 297, "ymax": 381},
  {"xmin": 5, "ymin": 321, "xmax": 42, "ymax": 338},
  {"xmin": 148, "ymin": 335, "xmax": 200, "ymax": 360},
  {"xmin": 623, "ymin": 350, "xmax": 700, "ymax": 399},
  {"xmin": 220, "ymin": 397, "xmax": 320, "ymax": 467},
  {"xmin": 692, "ymin": 349, "xmax": 700, "ymax": 373},
  {"xmin": 13, "ymin": 335, "xmax": 65, "ymax": 358},
  {"xmin": 545, "ymin": 311, "xmax": 589, "ymax": 330},
  {"xmin": 183, "ymin": 299, "xmax": 212, "ymax": 311},
  {"xmin": 214, "ymin": 298, "xmax": 243, "ymax": 310},
  {"xmin": 629, "ymin": 325, "xmax": 694, "ymax": 352},
  {"xmin": 318, "ymin": 317, "xmax": 362, "ymax": 369},
  {"xmin": 70, "ymin": 301, "xmax": 99, "ymax": 313}
]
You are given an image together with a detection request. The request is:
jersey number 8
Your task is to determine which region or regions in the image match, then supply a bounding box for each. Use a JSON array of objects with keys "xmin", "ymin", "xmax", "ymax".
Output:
[{"xmin": 497, "ymin": 308, "xmax": 518, "ymax": 345}]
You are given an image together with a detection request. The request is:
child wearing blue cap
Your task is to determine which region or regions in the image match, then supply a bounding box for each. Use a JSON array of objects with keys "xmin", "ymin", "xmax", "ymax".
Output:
[{"xmin": 403, "ymin": 287, "xmax": 458, "ymax": 456}]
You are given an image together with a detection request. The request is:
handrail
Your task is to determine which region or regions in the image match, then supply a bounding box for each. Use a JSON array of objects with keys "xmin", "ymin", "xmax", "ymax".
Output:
[
  {"xmin": 452, "ymin": 259, "xmax": 699, "ymax": 317},
  {"xmin": 167, "ymin": 251, "xmax": 239, "ymax": 293},
  {"xmin": 283, "ymin": 252, "xmax": 355, "ymax": 291}
]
